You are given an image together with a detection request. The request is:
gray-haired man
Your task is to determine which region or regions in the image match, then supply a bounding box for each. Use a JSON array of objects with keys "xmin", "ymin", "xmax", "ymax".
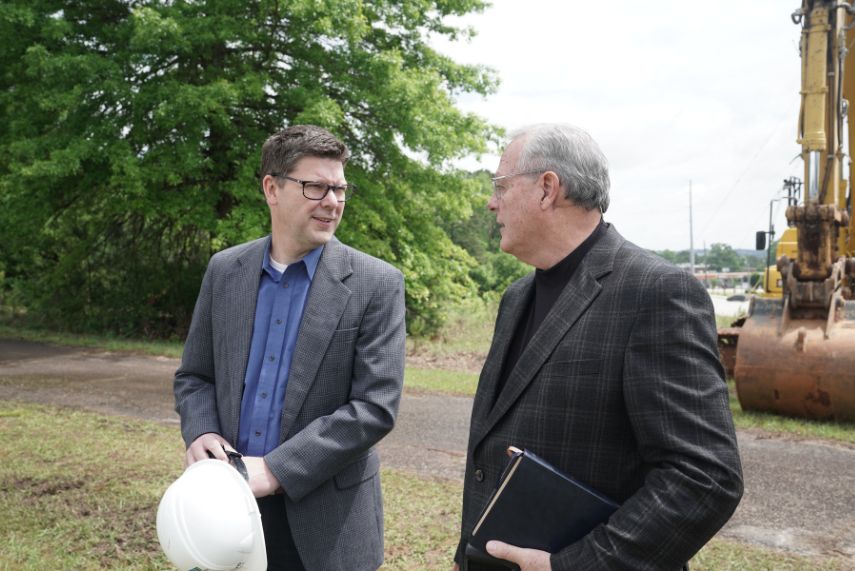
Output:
[{"xmin": 455, "ymin": 124, "xmax": 743, "ymax": 570}]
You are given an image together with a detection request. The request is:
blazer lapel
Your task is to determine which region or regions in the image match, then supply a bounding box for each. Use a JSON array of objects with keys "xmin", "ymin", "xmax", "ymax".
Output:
[
  {"xmin": 469, "ymin": 274, "xmax": 534, "ymax": 438},
  {"xmin": 471, "ymin": 226, "xmax": 624, "ymax": 450},
  {"xmin": 279, "ymin": 238, "xmax": 353, "ymax": 439},
  {"xmin": 223, "ymin": 236, "xmax": 269, "ymax": 440}
]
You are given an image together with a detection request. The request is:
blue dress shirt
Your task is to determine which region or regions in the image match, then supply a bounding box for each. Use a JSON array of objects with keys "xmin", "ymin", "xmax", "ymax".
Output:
[{"xmin": 237, "ymin": 244, "xmax": 323, "ymax": 456}]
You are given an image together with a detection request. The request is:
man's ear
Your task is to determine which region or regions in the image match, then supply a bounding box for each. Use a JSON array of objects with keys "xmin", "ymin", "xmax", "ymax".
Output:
[
  {"xmin": 262, "ymin": 175, "xmax": 278, "ymax": 205},
  {"xmin": 539, "ymin": 171, "xmax": 562, "ymax": 209}
]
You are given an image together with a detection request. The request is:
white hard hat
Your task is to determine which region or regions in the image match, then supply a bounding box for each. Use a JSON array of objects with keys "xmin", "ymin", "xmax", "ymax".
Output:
[{"xmin": 156, "ymin": 459, "xmax": 267, "ymax": 571}]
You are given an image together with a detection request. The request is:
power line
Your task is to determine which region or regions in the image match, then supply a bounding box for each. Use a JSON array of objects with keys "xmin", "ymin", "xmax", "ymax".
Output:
[{"xmin": 698, "ymin": 121, "xmax": 784, "ymax": 239}]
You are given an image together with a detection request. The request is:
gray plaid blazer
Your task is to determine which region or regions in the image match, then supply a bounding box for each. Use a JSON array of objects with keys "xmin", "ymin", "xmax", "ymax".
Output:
[
  {"xmin": 174, "ymin": 235, "xmax": 405, "ymax": 571},
  {"xmin": 456, "ymin": 225, "xmax": 743, "ymax": 570}
]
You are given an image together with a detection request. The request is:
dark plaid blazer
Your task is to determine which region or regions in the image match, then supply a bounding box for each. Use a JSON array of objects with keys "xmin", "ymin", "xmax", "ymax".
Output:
[
  {"xmin": 456, "ymin": 225, "xmax": 743, "ymax": 570},
  {"xmin": 175, "ymin": 236, "xmax": 405, "ymax": 571}
]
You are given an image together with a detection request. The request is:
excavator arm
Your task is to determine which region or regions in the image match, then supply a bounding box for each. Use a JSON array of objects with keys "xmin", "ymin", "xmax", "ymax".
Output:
[{"xmin": 732, "ymin": 0, "xmax": 855, "ymax": 420}]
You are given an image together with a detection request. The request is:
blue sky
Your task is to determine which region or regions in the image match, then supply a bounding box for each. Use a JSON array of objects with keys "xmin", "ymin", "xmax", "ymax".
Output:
[{"xmin": 433, "ymin": 0, "xmax": 805, "ymax": 251}]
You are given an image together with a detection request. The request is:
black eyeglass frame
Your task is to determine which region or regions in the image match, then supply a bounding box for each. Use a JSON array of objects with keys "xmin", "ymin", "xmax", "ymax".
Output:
[{"xmin": 268, "ymin": 172, "xmax": 357, "ymax": 202}]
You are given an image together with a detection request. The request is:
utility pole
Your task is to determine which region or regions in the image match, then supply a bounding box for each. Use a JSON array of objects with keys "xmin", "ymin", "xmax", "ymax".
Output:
[{"xmin": 689, "ymin": 180, "xmax": 695, "ymax": 274}]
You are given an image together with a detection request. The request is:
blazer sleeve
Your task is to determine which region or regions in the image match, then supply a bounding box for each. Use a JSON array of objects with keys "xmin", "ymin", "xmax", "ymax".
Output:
[
  {"xmin": 173, "ymin": 259, "xmax": 223, "ymax": 447},
  {"xmin": 552, "ymin": 269, "xmax": 744, "ymax": 570},
  {"xmin": 263, "ymin": 266, "xmax": 406, "ymax": 501}
]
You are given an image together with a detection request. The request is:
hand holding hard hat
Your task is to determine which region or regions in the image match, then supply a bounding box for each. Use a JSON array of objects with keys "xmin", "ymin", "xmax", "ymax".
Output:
[{"xmin": 156, "ymin": 458, "xmax": 267, "ymax": 571}]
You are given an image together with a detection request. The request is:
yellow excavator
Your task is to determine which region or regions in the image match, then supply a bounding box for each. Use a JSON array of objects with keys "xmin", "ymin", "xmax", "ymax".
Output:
[{"xmin": 730, "ymin": 0, "xmax": 855, "ymax": 421}]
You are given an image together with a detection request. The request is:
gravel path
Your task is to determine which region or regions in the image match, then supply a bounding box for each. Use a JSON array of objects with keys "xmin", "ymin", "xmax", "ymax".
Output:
[{"xmin": 0, "ymin": 339, "xmax": 853, "ymax": 562}]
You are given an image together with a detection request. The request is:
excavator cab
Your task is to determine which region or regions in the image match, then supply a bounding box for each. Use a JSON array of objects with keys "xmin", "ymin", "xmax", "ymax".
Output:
[{"xmin": 731, "ymin": 1, "xmax": 855, "ymax": 421}]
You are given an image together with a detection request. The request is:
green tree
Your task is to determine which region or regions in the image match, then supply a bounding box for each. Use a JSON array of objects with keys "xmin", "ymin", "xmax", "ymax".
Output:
[
  {"xmin": 0, "ymin": 0, "xmax": 499, "ymax": 337},
  {"xmin": 654, "ymin": 249, "xmax": 693, "ymax": 265},
  {"xmin": 704, "ymin": 243, "xmax": 743, "ymax": 272}
]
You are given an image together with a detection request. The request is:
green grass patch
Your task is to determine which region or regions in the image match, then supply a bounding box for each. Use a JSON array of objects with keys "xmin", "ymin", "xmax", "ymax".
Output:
[
  {"xmin": 0, "ymin": 401, "xmax": 846, "ymax": 570},
  {"xmin": 407, "ymin": 297, "xmax": 497, "ymax": 356},
  {"xmin": 382, "ymin": 470, "xmax": 461, "ymax": 569},
  {"xmin": 726, "ymin": 380, "xmax": 855, "ymax": 445},
  {"xmin": 0, "ymin": 402, "xmax": 184, "ymax": 570},
  {"xmin": 405, "ymin": 368, "xmax": 479, "ymax": 395},
  {"xmin": 691, "ymin": 537, "xmax": 845, "ymax": 570}
]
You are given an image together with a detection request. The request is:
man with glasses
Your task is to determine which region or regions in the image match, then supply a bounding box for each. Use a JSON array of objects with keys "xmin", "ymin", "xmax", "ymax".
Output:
[
  {"xmin": 175, "ymin": 125, "xmax": 406, "ymax": 571},
  {"xmin": 454, "ymin": 124, "xmax": 743, "ymax": 570}
]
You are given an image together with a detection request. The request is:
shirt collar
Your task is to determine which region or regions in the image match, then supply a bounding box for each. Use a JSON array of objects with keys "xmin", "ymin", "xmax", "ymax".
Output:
[
  {"xmin": 302, "ymin": 244, "xmax": 324, "ymax": 279},
  {"xmin": 262, "ymin": 243, "xmax": 325, "ymax": 280}
]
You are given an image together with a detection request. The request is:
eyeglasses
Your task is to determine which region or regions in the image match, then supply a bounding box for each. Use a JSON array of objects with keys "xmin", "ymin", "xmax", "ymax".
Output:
[
  {"xmin": 269, "ymin": 173, "xmax": 357, "ymax": 202},
  {"xmin": 490, "ymin": 170, "xmax": 543, "ymax": 198}
]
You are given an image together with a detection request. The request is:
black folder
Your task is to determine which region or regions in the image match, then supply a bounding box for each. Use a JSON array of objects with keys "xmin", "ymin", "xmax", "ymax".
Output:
[{"xmin": 463, "ymin": 447, "xmax": 620, "ymax": 571}]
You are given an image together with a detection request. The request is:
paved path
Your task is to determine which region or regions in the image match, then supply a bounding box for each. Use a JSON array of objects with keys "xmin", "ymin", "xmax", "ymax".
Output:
[{"xmin": 0, "ymin": 339, "xmax": 853, "ymax": 561}]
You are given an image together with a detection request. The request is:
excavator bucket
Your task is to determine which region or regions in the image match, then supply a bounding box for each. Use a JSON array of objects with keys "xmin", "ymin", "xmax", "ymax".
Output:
[
  {"xmin": 716, "ymin": 321, "xmax": 743, "ymax": 378},
  {"xmin": 734, "ymin": 297, "xmax": 855, "ymax": 421}
]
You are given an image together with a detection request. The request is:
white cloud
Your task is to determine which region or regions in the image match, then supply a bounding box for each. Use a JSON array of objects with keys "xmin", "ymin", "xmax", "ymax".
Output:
[{"xmin": 433, "ymin": 0, "xmax": 808, "ymax": 250}]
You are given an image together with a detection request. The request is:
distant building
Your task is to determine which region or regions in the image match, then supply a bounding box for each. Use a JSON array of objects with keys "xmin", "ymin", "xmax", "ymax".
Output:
[{"xmin": 692, "ymin": 271, "xmax": 754, "ymax": 293}]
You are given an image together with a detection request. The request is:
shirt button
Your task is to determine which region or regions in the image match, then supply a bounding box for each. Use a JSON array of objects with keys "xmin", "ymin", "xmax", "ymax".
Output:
[
  {"xmin": 260, "ymin": 392, "xmax": 268, "ymax": 399},
  {"xmin": 283, "ymin": 282, "xmax": 289, "ymax": 288},
  {"xmin": 254, "ymin": 431, "xmax": 261, "ymax": 437},
  {"xmin": 269, "ymin": 355, "xmax": 275, "ymax": 361},
  {"xmin": 276, "ymin": 319, "xmax": 282, "ymax": 325},
  {"xmin": 474, "ymin": 468, "xmax": 484, "ymax": 482}
]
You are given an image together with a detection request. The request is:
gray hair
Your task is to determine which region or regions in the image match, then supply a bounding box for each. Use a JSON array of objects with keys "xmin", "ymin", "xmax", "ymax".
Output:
[{"xmin": 509, "ymin": 123, "xmax": 610, "ymax": 213}]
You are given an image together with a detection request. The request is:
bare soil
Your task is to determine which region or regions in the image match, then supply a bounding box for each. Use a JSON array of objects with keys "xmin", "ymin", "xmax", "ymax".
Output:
[{"xmin": 405, "ymin": 348, "xmax": 486, "ymax": 374}]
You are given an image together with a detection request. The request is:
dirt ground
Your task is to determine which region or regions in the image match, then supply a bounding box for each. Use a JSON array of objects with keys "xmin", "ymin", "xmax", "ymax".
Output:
[{"xmin": 1, "ymin": 338, "xmax": 854, "ymax": 563}]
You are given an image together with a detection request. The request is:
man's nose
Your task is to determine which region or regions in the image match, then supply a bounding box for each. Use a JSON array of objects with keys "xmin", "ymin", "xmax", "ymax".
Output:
[
  {"xmin": 320, "ymin": 188, "xmax": 341, "ymax": 207},
  {"xmin": 487, "ymin": 193, "xmax": 498, "ymax": 211}
]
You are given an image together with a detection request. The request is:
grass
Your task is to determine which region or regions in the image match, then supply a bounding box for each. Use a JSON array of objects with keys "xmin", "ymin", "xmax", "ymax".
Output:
[
  {"xmin": 726, "ymin": 380, "xmax": 855, "ymax": 445},
  {"xmin": 405, "ymin": 368, "xmax": 479, "ymax": 395},
  {"xmin": 691, "ymin": 538, "xmax": 844, "ymax": 570},
  {"xmin": 406, "ymin": 297, "xmax": 497, "ymax": 357},
  {"xmin": 0, "ymin": 401, "xmax": 847, "ymax": 570},
  {"xmin": 0, "ymin": 403, "xmax": 183, "ymax": 570}
]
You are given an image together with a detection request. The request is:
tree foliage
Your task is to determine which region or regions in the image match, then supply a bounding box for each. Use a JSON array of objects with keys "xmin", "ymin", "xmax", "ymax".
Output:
[
  {"xmin": 703, "ymin": 243, "xmax": 743, "ymax": 272},
  {"xmin": 654, "ymin": 245, "xmax": 766, "ymax": 273},
  {"xmin": 0, "ymin": 0, "xmax": 500, "ymax": 337}
]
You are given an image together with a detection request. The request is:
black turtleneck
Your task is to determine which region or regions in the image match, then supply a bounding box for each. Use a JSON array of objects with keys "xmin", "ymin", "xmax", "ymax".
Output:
[{"xmin": 493, "ymin": 220, "xmax": 607, "ymax": 403}]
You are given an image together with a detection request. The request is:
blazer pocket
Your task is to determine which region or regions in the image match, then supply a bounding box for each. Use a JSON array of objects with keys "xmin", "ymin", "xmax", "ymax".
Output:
[
  {"xmin": 330, "ymin": 326, "xmax": 359, "ymax": 344},
  {"xmin": 326, "ymin": 326, "xmax": 359, "ymax": 358},
  {"xmin": 334, "ymin": 450, "xmax": 380, "ymax": 490},
  {"xmin": 545, "ymin": 358, "xmax": 602, "ymax": 377},
  {"xmin": 333, "ymin": 326, "xmax": 359, "ymax": 334}
]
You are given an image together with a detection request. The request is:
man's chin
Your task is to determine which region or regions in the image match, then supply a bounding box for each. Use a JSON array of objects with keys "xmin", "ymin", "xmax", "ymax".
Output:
[{"xmin": 310, "ymin": 229, "xmax": 336, "ymax": 246}]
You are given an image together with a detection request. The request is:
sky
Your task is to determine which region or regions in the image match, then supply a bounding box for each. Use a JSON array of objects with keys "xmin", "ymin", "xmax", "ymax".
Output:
[{"xmin": 431, "ymin": 0, "xmax": 807, "ymax": 252}]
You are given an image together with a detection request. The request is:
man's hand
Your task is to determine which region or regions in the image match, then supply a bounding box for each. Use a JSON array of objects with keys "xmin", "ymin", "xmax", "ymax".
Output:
[
  {"xmin": 185, "ymin": 432, "xmax": 231, "ymax": 466},
  {"xmin": 243, "ymin": 456, "xmax": 282, "ymax": 498},
  {"xmin": 486, "ymin": 541, "xmax": 552, "ymax": 571},
  {"xmin": 452, "ymin": 564, "xmax": 459, "ymax": 571}
]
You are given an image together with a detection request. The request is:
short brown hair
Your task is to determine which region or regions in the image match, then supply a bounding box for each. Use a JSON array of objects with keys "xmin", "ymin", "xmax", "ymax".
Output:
[{"xmin": 260, "ymin": 125, "xmax": 350, "ymax": 184}]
